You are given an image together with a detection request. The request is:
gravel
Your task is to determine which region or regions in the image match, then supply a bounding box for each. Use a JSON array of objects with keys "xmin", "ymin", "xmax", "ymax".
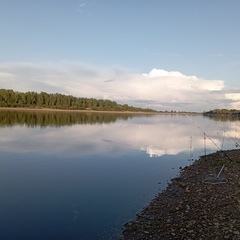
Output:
[{"xmin": 121, "ymin": 149, "xmax": 240, "ymax": 240}]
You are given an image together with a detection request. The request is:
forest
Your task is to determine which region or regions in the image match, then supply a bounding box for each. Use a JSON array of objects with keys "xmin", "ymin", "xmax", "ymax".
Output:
[
  {"xmin": 0, "ymin": 89, "xmax": 156, "ymax": 112},
  {"xmin": 204, "ymin": 109, "xmax": 240, "ymax": 116},
  {"xmin": 203, "ymin": 109, "xmax": 240, "ymax": 121}
]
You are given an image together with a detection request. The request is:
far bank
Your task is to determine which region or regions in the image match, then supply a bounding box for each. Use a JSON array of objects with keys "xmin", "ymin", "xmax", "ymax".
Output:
[{"xmin": 0, "ymin": 107, "xmax": 202, "ymax": 116}]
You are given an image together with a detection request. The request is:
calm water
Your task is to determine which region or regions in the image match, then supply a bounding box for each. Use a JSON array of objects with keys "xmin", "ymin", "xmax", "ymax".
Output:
[{"xmin": 0, "ymin": 111, "xmax": 239, "ymax": 239}]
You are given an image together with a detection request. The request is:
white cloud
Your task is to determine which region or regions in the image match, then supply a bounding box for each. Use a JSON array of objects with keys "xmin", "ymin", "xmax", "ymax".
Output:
[
  {"xmin": 225, "ymin": 93, "xmax": 240, "ymax": 109},
  {"xmin": 143, "ymin": 68, "xmax": 223, "ymax": 91},
  {"xmin": 0, "ymin": 61, "xmax": 238, "ymax": 112},
  {"xmin": 78, "ymin": 1, "xmax": 86, "ymax": 13},
  {"xmin": 143, "ymin": 68, "xmax": 186, "ymax": 78},
  {"xmin": 225, "ymin": 93, "xmax": 240, "ymax": 101}
]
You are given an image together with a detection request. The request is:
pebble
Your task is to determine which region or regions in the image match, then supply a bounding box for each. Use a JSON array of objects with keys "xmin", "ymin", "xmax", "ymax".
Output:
[{"xmin": 121, "ymin": 149, "xmax": 240, "ymax": 240}]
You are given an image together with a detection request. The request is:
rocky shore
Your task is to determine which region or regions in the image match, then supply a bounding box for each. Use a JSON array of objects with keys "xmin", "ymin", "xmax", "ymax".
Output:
[{"xmin": 121, "ymin": 149, "xmax": 240, "ymax": 240}]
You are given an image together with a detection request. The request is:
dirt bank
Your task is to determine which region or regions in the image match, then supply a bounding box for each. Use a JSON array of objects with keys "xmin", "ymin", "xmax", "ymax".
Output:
[
  {"xmin": 0, "ymin": 107, "xmax": 202, "ymax": 115},
  {"xmin": 0, "ymin": 107, "xmax": 160, "ymax": 114},
  {"xmin": 121, "ymin": 149, "xmax": 240, "ymax": 240}
]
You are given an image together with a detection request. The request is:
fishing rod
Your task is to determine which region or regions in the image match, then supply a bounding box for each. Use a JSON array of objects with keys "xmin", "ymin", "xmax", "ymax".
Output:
[
  {"xmin": 185, "ymin": 114, "xmax": 222, "ymax": 151},
  {"xmin": 184, "ymin": 114, "xmax": 232, "ymax": 161},
  {"xmin": 213, "ymin": 121, "xmax": 240, "ymax": 148}
]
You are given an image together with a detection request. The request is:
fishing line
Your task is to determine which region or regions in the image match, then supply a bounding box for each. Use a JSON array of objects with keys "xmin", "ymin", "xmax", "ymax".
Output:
[
  {"xmin": 221, "ymin": 131, "xmax": 225, "ymax": 150},
  {"xmin": 184, "ymin": 114, "xmax": 232, "ymax": 161},
  {"xmin": 185, "ymin": 114, "xmax": 222, "ymax": 151},
  {"xmin": 235, "ymin": 121, "xmax": 240, "ymax": 144},
  {"xmin": 233, "ymin": 116, "xmax": 240, "ymax": 128},
  {"xmin": 189, "ymin": 136, "xmax": 194, "ymax": 161},
  {"xmin": 213, "ymin": 121, "xmax": 240, "ymax": 148}
]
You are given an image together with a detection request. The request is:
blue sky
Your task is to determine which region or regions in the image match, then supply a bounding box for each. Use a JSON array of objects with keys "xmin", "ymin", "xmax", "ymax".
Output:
[{"xmin": 0, "ymin": 0, "xmax": 240, "ymax": 111}]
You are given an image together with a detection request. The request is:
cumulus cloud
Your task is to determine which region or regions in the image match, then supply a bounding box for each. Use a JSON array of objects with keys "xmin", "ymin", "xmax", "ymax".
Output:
[
  {"xmin": 142, "ymin": 68, "xmax": 224, "ymax": 91},
  {"xmin": 225, "ymin": 93, "xmax": 240, "ymax": 101},
  {"xmin": 225, "ymin": 93, "xmax": 240, "ymax": 109},
  {"xmin": 0, "ymin": 61, "xmax": 238, "ymax": 112}
]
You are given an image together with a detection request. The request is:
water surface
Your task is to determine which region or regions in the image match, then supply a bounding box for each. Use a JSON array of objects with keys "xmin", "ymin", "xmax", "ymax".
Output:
[{"xmin": 0, "ymin": 111, "xmax": 239, "ymax": 239}]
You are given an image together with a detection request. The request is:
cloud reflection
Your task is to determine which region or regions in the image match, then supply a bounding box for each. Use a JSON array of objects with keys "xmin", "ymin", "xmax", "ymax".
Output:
[{"xmin": 0, "ymin": 115, "xmax": 239, "ymax": 158}]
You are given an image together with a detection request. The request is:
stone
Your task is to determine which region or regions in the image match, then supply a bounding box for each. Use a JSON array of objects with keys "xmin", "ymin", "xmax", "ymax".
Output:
[{"xmin": 121, "ymin": 149, "xmax": 240, "ymax": 240}]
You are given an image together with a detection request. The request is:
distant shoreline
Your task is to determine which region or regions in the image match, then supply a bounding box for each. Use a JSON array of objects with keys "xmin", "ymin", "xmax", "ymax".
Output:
[
  {"xmin": 0, "ymin": 107, "xmax": 159, "ymax": 114},
  {"xmin": 0, "ymin": 107, "xmax": 202, "ymax": 115}
]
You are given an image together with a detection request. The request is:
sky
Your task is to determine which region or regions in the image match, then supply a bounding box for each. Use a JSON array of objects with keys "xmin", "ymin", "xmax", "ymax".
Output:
[{"xmin": 0, "ymin": 0, "xmax": 240, "ymax": 112}]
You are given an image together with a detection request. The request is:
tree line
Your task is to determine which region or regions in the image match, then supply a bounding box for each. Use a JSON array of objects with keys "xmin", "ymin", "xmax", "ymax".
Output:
[
  {"xmin": 204, "ymin": 109, "xmax": 240, "ymax": 116},
  {"xmin": 0, "ymin": 89, "xmax": 156, "ymax": 112},
  {"xmin": 203, "ymin": 109, "xmax": 240, "ymax": 121}
]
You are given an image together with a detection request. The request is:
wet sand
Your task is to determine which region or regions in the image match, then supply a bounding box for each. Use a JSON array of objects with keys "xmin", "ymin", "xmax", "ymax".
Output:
[{"xmin": 121, "ymin": 149, "xmax": 240, "ymax": 240}]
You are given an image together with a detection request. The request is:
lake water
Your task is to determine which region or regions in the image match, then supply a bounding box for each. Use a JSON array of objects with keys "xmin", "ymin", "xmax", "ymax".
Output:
[{"xmin": 0, "ymin": 111, "xmax": 239, "ymax": 239}]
